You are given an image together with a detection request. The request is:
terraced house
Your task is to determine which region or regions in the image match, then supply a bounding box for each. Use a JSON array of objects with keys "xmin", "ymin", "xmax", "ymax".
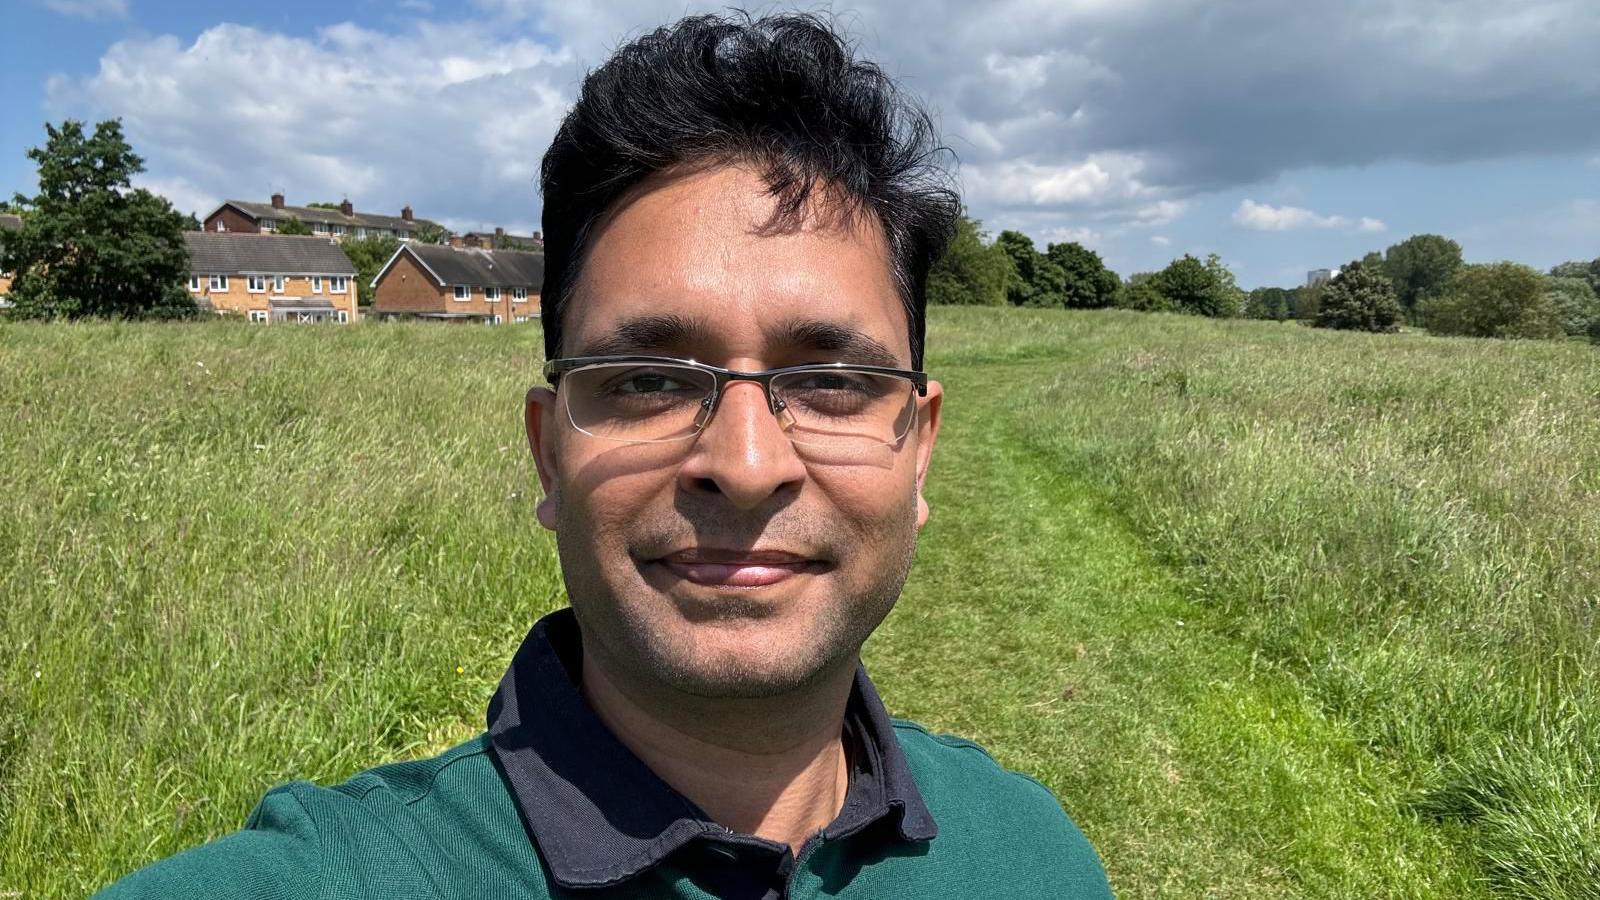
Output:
[
  {"xmin": 184, "ymin": 232, "xmax": 358, "ymax": 323},
  {"xmin": 202, "ymin": 194, "xmax": 441, "ymax": 243},
  {"xmin": 370, "ymin": 243, "xmax": 542, "ymax": 324}
]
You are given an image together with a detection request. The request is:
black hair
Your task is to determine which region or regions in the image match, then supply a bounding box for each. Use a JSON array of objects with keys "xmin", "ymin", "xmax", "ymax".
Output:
[{"xmin": 538, "ymin": 12, "xmax": 959, "ymax": 370}]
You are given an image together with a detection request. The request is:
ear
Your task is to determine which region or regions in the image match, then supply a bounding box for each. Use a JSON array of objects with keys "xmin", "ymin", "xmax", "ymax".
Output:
[
  {"xmin": 912, "ymin": 380, "xmax": 943, "ymax": 530},
  {"xmin": 525, "ymin": 386, "xmax": 561, "ymax": 531}
]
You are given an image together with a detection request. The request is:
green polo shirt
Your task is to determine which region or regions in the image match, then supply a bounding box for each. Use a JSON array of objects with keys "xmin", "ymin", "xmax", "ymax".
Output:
[{"xmin": 96, "ymin": 610, "xmax": 1112, "ymax": 899}]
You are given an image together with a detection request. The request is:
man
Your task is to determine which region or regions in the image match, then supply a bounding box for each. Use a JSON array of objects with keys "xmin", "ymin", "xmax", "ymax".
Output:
[{"xmin": 99, "ymin": 13, "xmax": 1111, "ymax": 899}]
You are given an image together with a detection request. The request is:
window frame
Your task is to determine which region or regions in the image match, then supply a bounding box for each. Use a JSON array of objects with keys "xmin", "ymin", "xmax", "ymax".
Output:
[
  {"xmin": 249, "ymin": 310, "xmax": 268, "ymax": 323},
  {"xmin": 329, "ymin": 276, "xmax": 348, "ymax": 294},
  {"xmin": 452, "ymin": 285, "xmax": 470, "ymax": 302},
  {"xmin": 512, "ymin": 287, "xmax": 528, "ymax": 303},
  {"xmin": 247, "ymin": 275, "xmax": 267, "ymax": 293},
  {"xmin": 485, "ymin": 287, "xmax": 501, "ymax": 302},
  {"xmin": 209, "ymin": 275, "xmax": 228, "ymax": 291},
  {"xmin": 272, "ymin": 275, "xmax": 286, "ymax": 292},
  {"xmin": 311, "ymin": 276, "xmax": 323, "ymax": 294},
  {"xmin": 188, "ymin": 276, "xmax": 202, "ymax": 292}
]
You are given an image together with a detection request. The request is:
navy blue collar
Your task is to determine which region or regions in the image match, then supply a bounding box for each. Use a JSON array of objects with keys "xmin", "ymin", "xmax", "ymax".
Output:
[{"xmin": 486, "ymin": 607, "xmax": 937, "ymax": 890}]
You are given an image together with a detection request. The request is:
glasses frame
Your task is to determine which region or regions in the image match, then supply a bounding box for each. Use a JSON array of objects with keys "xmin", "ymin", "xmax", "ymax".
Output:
[{"xmin": 543, "ymin": 354, "xmax": 929, "ymax": 446}]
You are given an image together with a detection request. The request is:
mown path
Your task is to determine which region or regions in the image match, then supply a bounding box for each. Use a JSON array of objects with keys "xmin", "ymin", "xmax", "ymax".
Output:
[{"xmin": 867, "ymin": 356, "xmax": 1485, "ymax": 898}]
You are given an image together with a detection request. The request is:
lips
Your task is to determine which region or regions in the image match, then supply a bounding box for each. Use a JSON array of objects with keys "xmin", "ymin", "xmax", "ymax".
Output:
[{"xmin": 652, "ymin": 547, "xmax": 825, "ymax": 588}]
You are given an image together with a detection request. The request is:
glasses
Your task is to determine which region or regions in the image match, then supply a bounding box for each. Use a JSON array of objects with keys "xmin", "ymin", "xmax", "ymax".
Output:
[{"xmin": 544, "ymin": 355, "xmax": 928, "ymax": 449}]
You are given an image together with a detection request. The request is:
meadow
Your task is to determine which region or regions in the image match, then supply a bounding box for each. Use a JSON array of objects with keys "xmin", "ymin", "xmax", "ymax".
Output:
[{"xmin": 2, "ymin": 308, "xmax": 1596, "ymax": 898}]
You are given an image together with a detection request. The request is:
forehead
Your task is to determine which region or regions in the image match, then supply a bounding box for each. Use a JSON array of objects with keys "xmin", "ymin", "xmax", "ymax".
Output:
[{"xmin": 564, "ymin": 164, "xmax": 910, "ymax": 365}]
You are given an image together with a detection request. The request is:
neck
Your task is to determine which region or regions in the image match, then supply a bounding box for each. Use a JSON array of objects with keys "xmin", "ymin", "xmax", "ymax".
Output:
[{"xmin": 578, "ymin": 647, "xmax": 855, "ymax": 853}]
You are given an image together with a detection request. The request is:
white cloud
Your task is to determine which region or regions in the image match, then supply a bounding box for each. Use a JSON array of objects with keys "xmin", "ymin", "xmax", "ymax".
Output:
[
  {"xmin": 1132, "ymin": 199, "xmax": 1186, "ymax": 226},
  {"xmin": 49, "ymin": 22, "xmax": 575, "ymax": 234},
  {"xmin": 962, "ymin": 153, "xmax": 1155, "ymax": 208},
  {"xmin": 134, "ymin": 175, "xmax": 216, "ymax": 219},
  {"xmin": 1232, "ymin": 199, "xmax": 1384, "ymax": 233},
  {"xmin": 37, "ymin": 0, "xmax": 127, "ymax": 20},
  {"xmin": 1150, "ymin": 235, "xmax": 1171, "ymax": 247}
]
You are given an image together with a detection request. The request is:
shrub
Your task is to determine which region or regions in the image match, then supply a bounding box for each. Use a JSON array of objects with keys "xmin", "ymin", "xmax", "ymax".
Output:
[
  {"xmin": 1313, "ymin": 260, "xmax": 1402, "ymax": 332},
  {"xmin": 1421, "ymin": 262, "xmax": 1564, "ymax": 340}
]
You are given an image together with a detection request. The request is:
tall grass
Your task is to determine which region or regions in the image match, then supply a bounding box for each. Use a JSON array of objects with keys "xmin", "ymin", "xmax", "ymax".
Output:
[{"xmin": 3, "ymin": 311, "xmax": 1596, "ymax": 897}]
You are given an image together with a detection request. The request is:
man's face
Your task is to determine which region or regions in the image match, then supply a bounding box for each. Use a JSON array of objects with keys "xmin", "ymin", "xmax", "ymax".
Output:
[{"xmin": 525, "ymin": 164, "xmax": 942, "ymax": 700}]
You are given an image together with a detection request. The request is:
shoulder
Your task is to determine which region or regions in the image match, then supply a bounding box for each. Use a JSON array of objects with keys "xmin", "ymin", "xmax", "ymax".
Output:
[
  {"xmin": 94, "ymin": 736, "xmax": 506, "ymax": 900},
  {"xmin": 891, "ymin": 720, "xmax": 1113, "ymax": 898}
]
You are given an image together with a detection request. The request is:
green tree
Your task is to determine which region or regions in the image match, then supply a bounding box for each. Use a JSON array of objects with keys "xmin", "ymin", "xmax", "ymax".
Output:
[
  {"xmin": 1202, "ymin": 253, "xmax": 1245, "ymax": 318},
  {"xmin": 1045, "ymin": 241, "xmax": 1119, "ymax": 309},
  {"xmin": 4, "ymin": 119, "xmax": 194, "ymax": 320},
  {"xmin": 413, "ymin": 222, "xmax": 448, "ymax": 245},
  {"xmin": 183, "ymin": 212, "xmax": 202, "ymax": 231},
  {"xmin": 1383, "ymin": 234, "xmax": 1463, "ymax": 318},
  {"xmin": 306, "ymin": 201, "xmax": 343, "ymax": 210},
  {"xmin": 1313, "ymin": 259, "xmax": 1401, "ymax": 332},
  {"xmin": 1360, "ymin": 250, "xmax": 1386, "ymax": 274},
  {"xmin": 1421, "ymin": 262, "xmax": 1563, "ymax": 339},
  {"xmin": 1549, "ymin": 258, "xmax": 1600, "ymax": 295},
  {"xmin": 1115, "ymin": 272, "xmax": 1172, "ymax": 312},
  {"xmin": 276, "ymin": 217, "xmax": 313, "ymax": 236},
  {"xmin": 1293, "ymin": 283, "xmax": 1324, "ymax": 321},
  {"xmin": 927, "ymin": 214, "xmax": 1012, "ymax": 306},
  {"xmin": 996, "ymin": 230, "xmax": 1042, "ymax": 307},
  {"xmin": 1149, "ymin": 254, "xmax": 1227, "ymax": 317},
  {"xmin": 1245, "ymin": 286, "xmax": 1295, "ymax": 320},
  {"xmin": 1542, "ymin": 275, "xmax": 1600, "ymax": 337},
  {"xmin": 340, "ymin": 235, "xmax": 403, "ymax": 308}
]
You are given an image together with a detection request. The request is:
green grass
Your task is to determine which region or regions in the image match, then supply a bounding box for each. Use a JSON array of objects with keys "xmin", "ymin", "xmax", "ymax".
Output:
[{"xmin": 2, "ymin": 309, "xmax": 1597, "ymax": 898}]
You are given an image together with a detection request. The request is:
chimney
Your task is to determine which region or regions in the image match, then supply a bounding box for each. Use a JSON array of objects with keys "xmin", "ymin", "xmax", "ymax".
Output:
[
  {"xmin": 495, "ymin": 226, "xmax": 505, "ymax": 238},
  {"xmin": 271, "ymin": 192, "xmax": 285, "ymax": 209},
  {"xmin": 448, "ymin": 235, "xmax": 465, "ymax": 248},
  {"xmin": 339, "ymin": 198, "xmax": 354, "ymax": 217},
  {"xmin": 401, "ymin": 205, "xmax": 413, "ymax": 222},
  {"xmin": 532, "ymin": 231, "xmax": 542, "ymax": 242}
]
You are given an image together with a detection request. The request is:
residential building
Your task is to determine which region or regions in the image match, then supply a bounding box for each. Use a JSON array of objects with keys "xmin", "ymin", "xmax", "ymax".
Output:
[
  {"xmin": 1307, "ymin": 268, "xmax": 1335, "ymax": 287},
  {"xmin": 454, "ymin": 227, "xmax": 544, "ymax": 252},
  {"xmin": 370, "ymin": 243, "xmax": 542, "ymax": 323},
  {"xmin": 184, "ymin": 232, "xmax": 358, "ymax": 323},
  {"xmin": 202, "ymin": 194, "xmax": 443, "ymax": 243},
  {"xmin": 0, "ymin": 213, "xmax": 19, "ymax": 305}
]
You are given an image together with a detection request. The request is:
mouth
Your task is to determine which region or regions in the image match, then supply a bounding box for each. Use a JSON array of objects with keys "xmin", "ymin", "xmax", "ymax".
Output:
[{"xmin": 647, "ymin": 547, "xmax": 828, "ymax": 588}]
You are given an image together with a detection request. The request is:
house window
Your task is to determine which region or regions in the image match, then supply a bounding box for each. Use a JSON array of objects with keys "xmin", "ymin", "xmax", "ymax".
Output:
[
  {"xmin": 452, "ymin": 285, "xmax": 470, "ymax": 302},
  {"xmin": 249, "ymin": 310, "xmax": 268, "ymax": 323},
  {"xmin": 331, "ymin": 224, "xmax": 346, "ymax": 236},
  {"xmin": 512, "ymin": 288, "xmax": 528, "ymax": 303},
  {"xmin": 313, "ymin": 223, "xmax": 328, "ymax": 234},
  {"xmin": 337, "ymin": 309, "xmax": 349, "ymax": 323},
  {"xmin": 514, "ymin": 315, "xmax": 528, "ymax": 323},
  {"xmin": 260, "ymin": 219, "xmax": 275, "ymax": 232},
  {"xmin": 209, "ymin": 275, "xmax": 228, "ymax": 291},
  {"xmin": 311, "ymin": 276, "xmax": 323, "ymax": 293},
  {"xmin": 491, "ymin": 314, "xmax": 503, "ymax": 324},
  {"xmin": 272, "ymin": 275, "xmax": 285, "ymax": 292},
  {"xmin": 247, "ymin": 275, "xmax": 266, "ymax": 293},
  {"xmin": 329, "ymin": 276, "xmax": 348, "ymax": 294},
  {"xmin": 355, "ymin": 228, "xmax": 367, "ymax": 239},
  {"xmin": 485, "ymin": 287, "xmax": 501, "ymax": 302},
  {"xmin": 214, "ymin": 220, "xmax": 226, "ymax": 232},
  {"xmin": 188, "ymin": 276, "xmax": 201, "ymax": 292}
]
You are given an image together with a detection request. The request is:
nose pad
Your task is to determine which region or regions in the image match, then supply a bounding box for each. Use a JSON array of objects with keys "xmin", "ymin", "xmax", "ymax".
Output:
[
  {"xmin": 693, "ymin": 394, "xmax": 715, "ymax": 431},
  {"xmin": 773, "ymin": 397, "xmax": 797, "ymax": 432}
]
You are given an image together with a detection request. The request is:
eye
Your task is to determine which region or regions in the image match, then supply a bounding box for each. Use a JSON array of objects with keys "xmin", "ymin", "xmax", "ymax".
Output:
[{"xmin": 614, "ymin": 371, "xmax": 689, "ymax": 394}]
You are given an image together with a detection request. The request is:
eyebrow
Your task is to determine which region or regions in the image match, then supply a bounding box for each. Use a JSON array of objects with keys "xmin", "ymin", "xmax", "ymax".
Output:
[
  {"xmin": 573, "ymin": 313, "xmax": 906, "ymax": 369},
  {"xmin": 574, "ymin": 314, "xmax": 709, "ymax": 356}
]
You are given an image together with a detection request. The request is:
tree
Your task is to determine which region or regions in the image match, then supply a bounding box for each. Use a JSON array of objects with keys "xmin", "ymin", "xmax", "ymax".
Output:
[
  {"xmin": 340, "ymin": 235, "xmax": 402, "ymax": 308},
  {"xmin": 995, "ymin": 230, "xmax": 1042, "ymax": 306},
  {"xmin": 1549, "ymin": 258, "xmax": 1600, "ymax": 295},
  {"xmin": 1245, "ymin": 286, "xmax": 1295, "ymax": 320},
  {"xmin": 1313, "ymin": 259, "xmax": 1401, "ymax": 332},
  {"xmin": 413, "ymin": 222, "xmax": 448, "ymax": 245},
  {"xmin": 276, "ymin": 217, "xmax": 313, "ymax": 236},
  {"xmin": 183, "ymin": 212, "xmax": 202, "ymax": 231},
  {"xmin": 1202, "ymin": 253, "xmax": 1245, "ymax": 318},
  {"xmin": 1045, "ymin": 241, "xmax": 1119, "ymax": 309},
  {"xmin": 1115, "ymin": 272, "xmax": 1173, "ymax": 312},
  {"xmin": 1149, "ymin": 254, "xmax": 1227, "ymax": 317},
  {"xmin": 1543, "ymin": 275, "xmax": 1600, "ymax": 337},
  {"xmin": 1383, "ymin": 234, "xmax": 1463, "ymax": 318},
  {"xmin": 1360, "ymin": 250, "xmax": 1386, "ymax": 274},
  {"xmin": 1293, "ymin": 283, "xmax": 1324, "ymax": 321},
  {"xmin": 306, "ymin": 201, "xmax": 343, "ymax": 210},
  {"xmin": 927, "ymin": 214, "xmax": 1011, "ymax": 306},
  {"xmin": 1420, "ymin": 262, "xmax": 1563, "ymax": 339},
  {"xmin": 4, "ymin": 119, "xmax": 195, "ymax": 320}
]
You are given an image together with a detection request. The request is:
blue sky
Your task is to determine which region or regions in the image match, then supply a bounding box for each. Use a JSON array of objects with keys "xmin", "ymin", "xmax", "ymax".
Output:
[{"xmin": 5, "ymin": 0, "xmax": 1598, "ymax": 288}]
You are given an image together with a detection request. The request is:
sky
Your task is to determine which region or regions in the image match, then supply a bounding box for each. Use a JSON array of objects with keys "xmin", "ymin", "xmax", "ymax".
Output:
[{"xmin": 3, "ymin": 0, "xmax": 1598, "ymax": 289}]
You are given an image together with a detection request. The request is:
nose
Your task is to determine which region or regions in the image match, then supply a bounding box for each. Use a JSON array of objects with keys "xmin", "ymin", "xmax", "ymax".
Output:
[{"xmin": 677, "ymin": 379, "xmax": 806, "ymax": 511}]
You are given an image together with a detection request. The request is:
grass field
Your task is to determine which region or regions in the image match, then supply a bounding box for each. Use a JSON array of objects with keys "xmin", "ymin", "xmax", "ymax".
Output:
[{"xmin": 2, "ymin": 308, "xmax": 1597, "ymax": 898}]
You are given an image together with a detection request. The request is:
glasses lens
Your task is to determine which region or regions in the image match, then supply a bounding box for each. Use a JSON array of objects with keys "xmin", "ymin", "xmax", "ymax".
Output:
[
  {"xmin": 562, "ymin": 363, "xmax": 716, "ymax": 443},
  {"xmin": 772, "ymin": 369, "xmax": 917, "ymax": 448}
]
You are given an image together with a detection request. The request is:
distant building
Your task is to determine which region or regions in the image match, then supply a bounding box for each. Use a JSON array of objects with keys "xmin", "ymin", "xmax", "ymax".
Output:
[
  {"xmin": 1306, "ymin": 268, "xmax": 1335, "ymax": 287},
  {"xmin": 202, "ymin": 194, "xmax": 443, "ymax": 243},
  {"xmin": 370, "ymin": 243, "xmax": 543, "ymax": 324},
  {"xmin": 453, "ymin": 227, "xmax": 544, "ymax": 252},
  {"xmin": 184, "ymin": 232, "xmax": 359, "ymax": 323},
  {"xmin": 0, "ymin": 213, "xmax": 21, "ymax": 306}
]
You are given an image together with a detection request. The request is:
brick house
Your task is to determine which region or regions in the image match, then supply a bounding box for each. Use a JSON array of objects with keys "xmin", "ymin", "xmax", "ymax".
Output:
[
  {"xmin": 202, "ymin": 194, "xmax": 443, "ymax": 243},
  {"xmin": 453, "ymin": 227, "xmax": 544, "ymax": 252},
  {"xmin": 0, "ymin": 213, "xmax": 20, "ymax": 306},
  {"xmin": 370, "ymin": 243, "xmax": 543, "ymax": 323},
  {"xmin": 184, "ymin": 232, "xmax": 359, "ymax": 323}
]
